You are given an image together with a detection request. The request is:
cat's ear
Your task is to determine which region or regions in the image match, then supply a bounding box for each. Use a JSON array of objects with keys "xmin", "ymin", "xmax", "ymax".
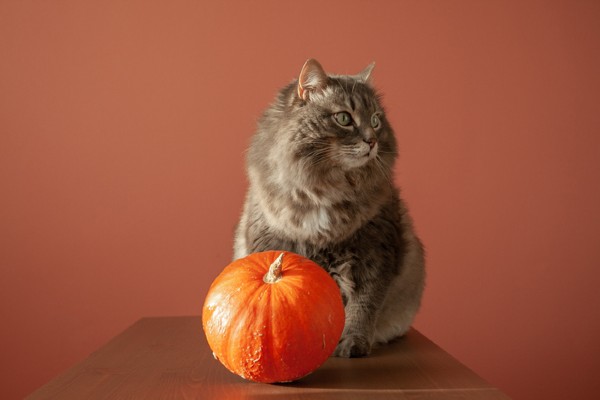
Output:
[
  {"xmin": 357, "ymin": 62, "xmax": 376, "ymax": 84},
  {"xmin": 297, "ymin": 59, "xmax": 328, "ymax": 101}
]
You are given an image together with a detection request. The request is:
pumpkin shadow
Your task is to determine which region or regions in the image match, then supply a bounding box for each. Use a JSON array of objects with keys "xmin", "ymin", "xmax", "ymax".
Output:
[{"xmin": 275, "ymin": 335, "xmax": 422, "ymax": 391}]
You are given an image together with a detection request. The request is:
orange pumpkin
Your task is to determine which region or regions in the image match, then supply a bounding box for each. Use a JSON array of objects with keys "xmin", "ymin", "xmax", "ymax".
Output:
[{"xmin": 202, "ymin": 251, "xmax": 345, "ymax": 383}]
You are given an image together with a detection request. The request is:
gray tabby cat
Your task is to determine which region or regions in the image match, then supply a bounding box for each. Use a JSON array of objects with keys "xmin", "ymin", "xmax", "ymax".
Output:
[{"xmin": 234, "ymin": 59, "xmax": 425, "ymax": 358}]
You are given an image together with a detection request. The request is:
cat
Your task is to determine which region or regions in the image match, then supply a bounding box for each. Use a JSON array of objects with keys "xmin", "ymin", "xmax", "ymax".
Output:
[{"xmin": 233, "ymin": 59, "xmax": 425, "ymax": 358}]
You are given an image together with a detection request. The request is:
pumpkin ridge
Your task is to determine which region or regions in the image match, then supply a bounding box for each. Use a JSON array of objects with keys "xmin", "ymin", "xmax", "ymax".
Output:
[
  {"xmin": 268, "ymin": 279, "xmax": 295, "ymax": 380},
  {"xmin": 214, "ymin": 272, "xmax": 266, "ymax": 378},
  {"xmin": 215, "ymin": 287, "xmax": 246, "ymax": 374},
  {"xmin": 276, "ymin": 269, "xmax": 342, "ymax": 303},
  {"xmin": 241, "ymin": 253, "xmax": 270, "ymax": 275},
  {"xmin": 237, "ymin": 276, "xmax": 275, "ymax": 381}
]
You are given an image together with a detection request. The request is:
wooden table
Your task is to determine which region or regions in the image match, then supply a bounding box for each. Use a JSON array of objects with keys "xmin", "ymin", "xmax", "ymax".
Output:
[{"xmin": 28, "ymin": 317, "xmax": 510, "ymax": 399}]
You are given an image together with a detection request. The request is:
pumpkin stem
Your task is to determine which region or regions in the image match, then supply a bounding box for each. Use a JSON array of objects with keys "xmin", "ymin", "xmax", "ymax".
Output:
[{"xmin": 263, "ymin": 252, "xmax": 284, "ymax": 284}]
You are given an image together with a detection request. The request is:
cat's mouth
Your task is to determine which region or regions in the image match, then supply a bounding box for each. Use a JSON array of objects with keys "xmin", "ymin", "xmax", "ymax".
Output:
[
  {"xmin": 361, "ymin": 142, "xmax": 378, "ymax": 159},
  {"xmin": 341, "ymin": 143, "xmax": 378, "ymax": 169}
]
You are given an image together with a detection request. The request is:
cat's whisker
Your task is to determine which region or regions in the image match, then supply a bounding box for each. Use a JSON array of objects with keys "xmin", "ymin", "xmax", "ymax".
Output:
[
  {"xmin": 298, "ymin": 148, "xmax": 335, "ymax": 170},
  {"xmin": 372, "ymin": 155, "xmax": 392, "ymax": 182},
  {"xmin": 335, "ymin": 80, "xmax": 349, "ymax": 97}
]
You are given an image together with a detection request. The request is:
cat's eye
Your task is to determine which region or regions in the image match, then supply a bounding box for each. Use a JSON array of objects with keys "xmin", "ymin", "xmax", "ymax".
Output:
[
  {"xmin": 371, "ymin": 113, "xmax": 381, "ymax": 129},
  {"xmin": 334, "ymin": 112, "xmax": 353, "ymax": 127}
]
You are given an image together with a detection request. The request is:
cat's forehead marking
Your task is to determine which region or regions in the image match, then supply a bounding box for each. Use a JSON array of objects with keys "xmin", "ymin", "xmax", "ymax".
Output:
[
  {"xmin": 349, "ymin": 96, "xmax": 356, "ymax": 111},
  {"xmin": 334, "ymin": 79, "xmax": 376, "ymax": 111}
]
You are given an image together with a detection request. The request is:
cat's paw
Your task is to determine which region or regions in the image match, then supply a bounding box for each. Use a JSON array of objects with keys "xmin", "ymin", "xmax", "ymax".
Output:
[{"xmin": 333, "ymin": 335, "xmax": 371, "ymax": 358}]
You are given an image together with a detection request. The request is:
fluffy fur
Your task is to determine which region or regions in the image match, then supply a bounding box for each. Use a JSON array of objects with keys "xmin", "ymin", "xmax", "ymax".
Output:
[{"xmin": 234, "ymin": 59, "xmax": 425, "ymax": 357}]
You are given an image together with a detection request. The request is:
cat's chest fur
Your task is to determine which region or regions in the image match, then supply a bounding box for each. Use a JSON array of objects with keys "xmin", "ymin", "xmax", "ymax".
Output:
[{"xmin": 251, "ymin": 169, "xmax": 387, "ymax": 246}]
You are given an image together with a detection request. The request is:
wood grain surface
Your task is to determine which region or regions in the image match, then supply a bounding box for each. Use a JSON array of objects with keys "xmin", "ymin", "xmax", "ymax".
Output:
[{"xmin": 27, "ymin": 317, "xmax": 510, "ymax": 399}]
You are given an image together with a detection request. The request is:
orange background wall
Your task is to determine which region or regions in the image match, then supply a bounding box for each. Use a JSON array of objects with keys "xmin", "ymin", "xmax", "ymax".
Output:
[{"xmin": 1, "ymin": 1, "xmax": 599, "ymax": 399}]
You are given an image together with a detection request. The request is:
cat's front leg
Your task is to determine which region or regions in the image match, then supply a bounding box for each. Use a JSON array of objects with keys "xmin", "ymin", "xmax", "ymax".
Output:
[
  {"xmin": 334, "ymin": 303, "xmax": 374, "ymax": 357},
  {"xmin": 333, "ymin": 288, "xmax": 386, "ymax": 358}
]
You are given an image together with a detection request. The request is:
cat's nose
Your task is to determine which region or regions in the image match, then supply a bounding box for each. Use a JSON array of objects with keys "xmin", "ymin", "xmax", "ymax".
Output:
[{"xmin": 364, "ymin": 138, "xmax": 377, "ymax": 149}]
